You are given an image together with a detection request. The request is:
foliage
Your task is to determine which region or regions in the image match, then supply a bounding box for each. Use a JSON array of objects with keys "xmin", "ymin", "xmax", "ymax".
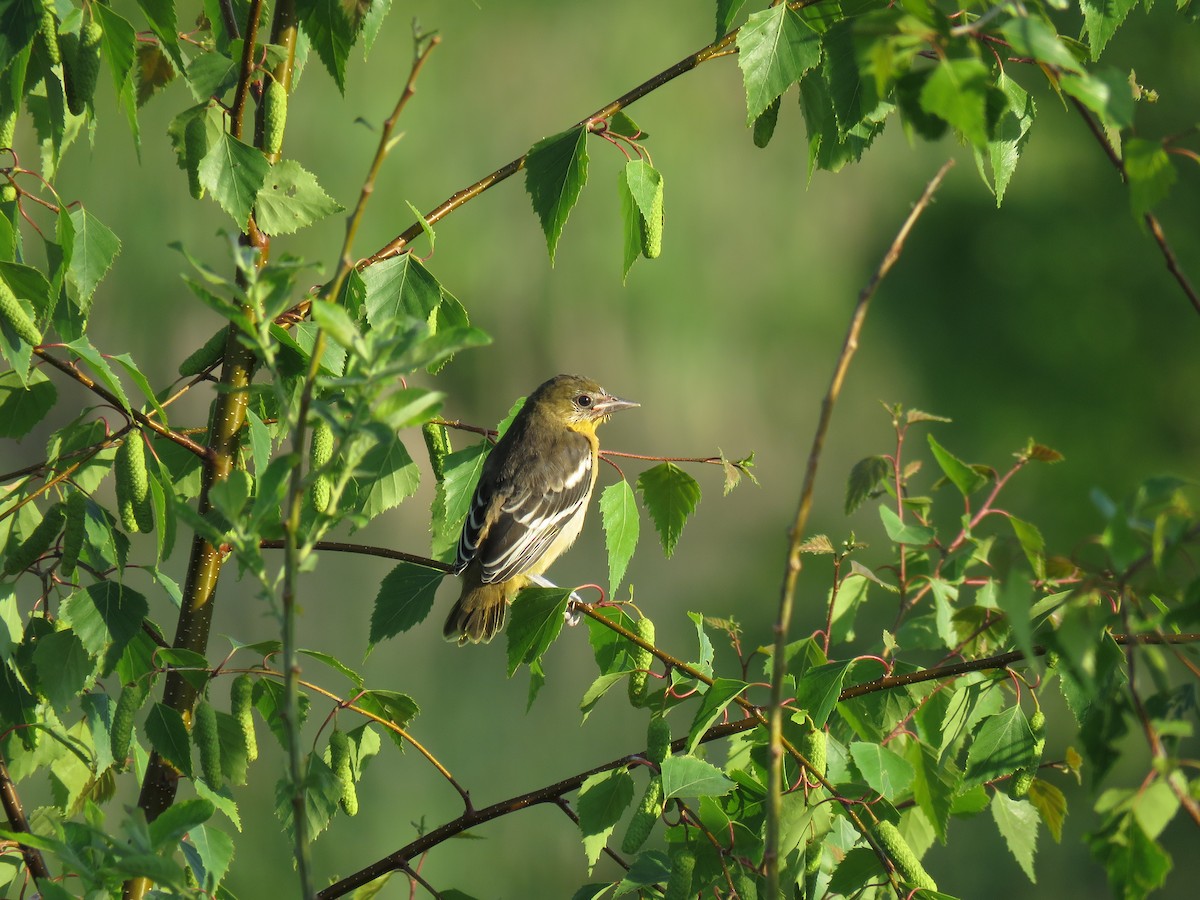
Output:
[{"xmin": 0, "ymin": 2, "xmax": 1197, "ymax": 900}]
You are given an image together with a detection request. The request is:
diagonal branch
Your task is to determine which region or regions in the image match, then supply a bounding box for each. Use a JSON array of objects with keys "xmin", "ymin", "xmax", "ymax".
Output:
[
  {"xmin": 0, "ymin": 750, "xmax": 50, "ymax": 884},
  {"xmin": 764, "ymin": 159, "xmax": 956, "ymax": 899}
]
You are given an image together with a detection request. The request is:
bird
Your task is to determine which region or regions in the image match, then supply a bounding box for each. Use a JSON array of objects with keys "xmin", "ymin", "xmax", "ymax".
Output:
[{"xmin": 443, "ymin": 374, "xmax": 639, "ymax": 644}]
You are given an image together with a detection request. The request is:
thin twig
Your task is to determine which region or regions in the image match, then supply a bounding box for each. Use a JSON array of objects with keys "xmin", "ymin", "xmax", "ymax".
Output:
[
  {"xmin": 259, "ymin": 539, "xmax": 455, "ymax": 572},
  {"xmin": 228, "ymin": 0, "xmax": 265, "ymax": 142},
  {"xmin": 764, "ymin": 159, "xmax": 956, "ymax": 899},
  {"xmin": 358, "ymin": 31, "xmax": 738, "ymax": 268}
]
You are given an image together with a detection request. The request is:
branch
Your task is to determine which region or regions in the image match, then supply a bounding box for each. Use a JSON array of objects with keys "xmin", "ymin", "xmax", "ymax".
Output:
[
  {"xmin": 764, "ymin": 159, "xmax": 955, "ymax": 898},
  {"xmin": 228, "ymin": 0, "xmax": 265, "ymax": 142},
  {"xmin": 1068, "ymin": 97, "xmax": 1200, "ymax": 315},
  {"xmin": 357, "ymin": 31, "xmax": 738, "ymax": 268},
  {"xmin": 0, "ymin": 750, "xmax": 50, "ymax": 885},
  {"xmin": 259, "ymin": 539, "xmax": 455, "ymax": 572}
]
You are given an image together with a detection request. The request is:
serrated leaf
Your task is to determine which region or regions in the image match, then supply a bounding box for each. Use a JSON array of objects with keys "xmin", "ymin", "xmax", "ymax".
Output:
[
  {"xmin": 848, "ymin": 741, "xmax": 914, "ymax": 800},
  {"xmin": 145, "ymin": 702, "xmax": 193, "ymax": 777},
  {"xmin": 67, "ymin": 207, "xmax": 121, "ymax": 309},
  {"xmin": 737, "ymin": 4, "xmax": 821, "ymax": 124},
  {"xmin": 992, "ymin": 791, "xmax": 1039, "ymax": 882},
  {"xmin": 879, "ymin": 504, "xmax": 935, "ymax": 545},
  {"xmin": 1081, "ymin": 0, "xmax": 1138, "ymax": 59},
  {"xmin": 927, "ymin": 433, "xmax": 986, "ymax": 497},
  {"xmin": 199, "ymin": 133, "xmax": 271, "ymax": 227},
  {"xmin": 716, "ymin": 0, "xmax": 747, "ymax": 39},
  {"xmin": 600, "ymin": 480, "xmax": 638, "ymax": 595},
  {"xmin": 368, "ymin": 562, "xmax": 445, "ymax": 645},
  {"xmin": 798, "ymin": 534, "xmax": 834, "ymax": 554},
  {"xmin": 299, "ymin": 649, "xmax": 365, "ymax": 689},
  {"xmin": 149, "ymin": 798, "xmax": 214, "ymax": 851},
  {"xmin": 846, "ymin": 455, "xmax": 890, "ymax": 514},
  {"xmin": 1060, "ymin": 67, "xmax": 1134, "ymax": 130},
  {"xmin": 1000, "ymin": 18, "xmax": 1081, "ymax": 72},
  {"xmin": 1025, "ymin": 442, "xmax": 1064, "ymax": 463},
  {"xmin": 607, "ymin": 110, "xmax": 645, "ymax": 139},
  {"xmin": 617, "ymin": 169, "xmax": 642, "ymax": 282},
  {"xmin": 659, "ymin": 754, "xmax": 735, "ymax": 799},
  {"xmin": 255, "ymin": 160, "xmax": 344, "ymax": 235},
  {"xmin": 907, "ymin": 740, "xmax": 956, "ymax": 841},
  {"xmin": 0, "ymin": 369, "xmax": 56, "ymax": 438},
  {"xmin": 353, "ymin": 435, "xmax": 420, "ymax": 522},
  {"xmin": 182, "ymin": 823, "xmax": 234, "ymax": 893},
  {"xmin": 524, "ymin": 126, "xmax": 589, "ymax": 263},
  {"xmin": 32, "ymin": 629, "xmax": 95, "ymax": 714},
  {"xmin": 919, "ymin": 56, "xmax": 992, "ymax": 147},
  {"xmin": 1027, "ymin": 778, "xmax": 1067, "ymax": 843},
  {"xmin": 1124, "ymin": 137, "xmax": 1176, "ymax": 220},
  {"xmin": 577, "ymin": 769, "xmax": 634, "ymax": 873},
  {"xmin": 297, "ymin": 0, "xmax": 355, "ymax": 92},
  {"xmin": 979, "ymin": 73, "xmax": 1035, "ymax": 208},
  {"xmin": 636, "ymin": 462, "xmax": 701, "ymax": 558},
  {"xmin": 355, "ymin": 690, "xmax": 419, "ymax": 750},
  {"xmin": 430, "ymin": 442, "xmax": 489, "ymax": 561},
  {"xmin": 686, "ymin": 678, "xmax": 748, "ymax": 754},
  {"xmin": 361, "ymin": 252, "xmax": 443, "ymax": 327},
  {"xmin": 274, "ymin": 752, "xmax": 341, "ymax": 843},
  {"xmin": 505, "ymin": 587, "xmax": 571, "ymax": 676},
  {"xmin": 1008, "ymin": 515, "xmax": 1045, "ymax": 579},
  {"xmin": 59, "ymin": 582, "xmax": 149, "ymax": 676},
  {"xmin": 965, "ymin": 706, "xmax": 1036, "ymax": 788},
  {"xmin": 794, "ymin": 660, "xmax": 851, "ymax": 728},
  {"xmin": 62, "ymin": 336, "xmax": 131, "ymax": 412}
]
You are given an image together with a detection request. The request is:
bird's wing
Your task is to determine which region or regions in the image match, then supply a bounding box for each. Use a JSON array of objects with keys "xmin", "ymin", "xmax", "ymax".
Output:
[{"xmin": 457, "ymin": 436, "xmax": 594, "ymax": 584}]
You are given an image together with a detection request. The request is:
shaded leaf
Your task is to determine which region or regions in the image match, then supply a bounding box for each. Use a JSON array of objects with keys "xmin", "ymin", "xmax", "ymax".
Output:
[
  {"xmin": 636, "ymin": 462, "xmax": 701, "ymax": 558},
  {"xmin": 506, "ymin": 587, "xmax": 571, "ymax": 676},
  {"xmin": 600, "ymin": 479, "xmax": 639, "ymax": 595},
  {"xmin": 659, "ymin": 754, "xmax": 735, "ymax": 799},
  {"xmin": 368, "ymin": 562, "xmax": 446, "ymax": 644},
  {"xmin": 524, "ymin": 126, "xmax": 589, "ymax": 263},
  {"xmin": 737, "ymin": 4, "xmax": 821, "ymax": 124}
]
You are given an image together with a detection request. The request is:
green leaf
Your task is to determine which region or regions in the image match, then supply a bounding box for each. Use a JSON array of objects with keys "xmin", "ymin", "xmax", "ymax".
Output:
[
  {"xmin": 1008, "ymin": 515, "xmax": 1045, "ymax": 579},
  {"xmin": 184, "ymin": 52, "xmax": 238, "ymax": 101},
  {"xmin": 1124, "ymin": 138, "xmax": 1176, "ymax": 220},
  {"xmin": 736, "ymin": 4, "xmax": 821, "ymax": 124},
  {"xmin": 67, "ymin": 207, "xmax": 121, "ymax": 310},
  {"xmin": 63, "ymin": 336, "xmax": 131, "ymax": 412},
  {"xmin": 686, "ymin": 678, "xmax": 748, "ymax": 753},
  {"xmin": 1060, "ymin": 67, "xmax": 1134, "ymax": 130},
  {"xmin": 297, "ymin": 0, "xmax": 355, "ymax": 92},
  {"xmin": 617, "ymin": 167, "xmax": 642, "ymax": 281},
  {"xmin": 430, "ymin": 442, "xmax": 489, "ymax": 561},
  {"xmin": 1090, "ymin": 813, "xmax": 1172, "ymax": 899},
  {"xmin": 362, "ymin": 253, "xmax": 443, "ymax": 326},
  {"xmin": 368, "ymin": 562, "xmax": 445, "ymax": 644},
  {"xmin": 353, "ymin": 435, "xmax": 420, "ymax": 522},
  {"xmin": 636, "ymin": 462, "xmax": 701, "ymax": 558},
  {"xmin": 878, "ymin": 505, "xmax": 935, "ymax": 545},
  {"xmin": 1000, "ymin": 18, "xmax": 1081, "ymax": 72},
  {"xmin": 355, "ymin": 690, "xmax": 419, "ymax": 750},
  {"xmin": 965, "ymin": 706, "xmax": 1036, "ymax": 788},
  {"xmin": 997, "ymin": 573, "xmax": 1036, "ymax": 670},
  {"xmin": 600, "ymin": 480, "xmax": 639, "ymax": 595},
  {"xmin": 978, "ymin": 73, "xmax": 1036, "ymax": 208},
  {"xmin": 299, "ymin": 649, "xmax": 365, "ymax": 690},
  {"xmin": 93, "ymin": 3, "xmax": 141, "ymax": 142},
  {"xmin": 145, "ymin": 702, "xmax": 193, "ymax": 778},
  {"xmin": 274, "ymin": 752, "xmax": 341, "ymax": 842},
  {"xmin": 845, "ymin": 455, "xmax": 890, "ymax": 514},
  {"xmin": 907, "ymin": 740, "xmax": 956, "ymax": 842},
  {"xmin": 0, "ymin": 368, "xmax": 55, "ymax": 438},
  {"xmin": 624, "ymin": 159, "xmax": 663, "ymax": 226},
  {"xmin": 992, "ymin": 791, "xmax": 1039, "ymax": 882},
  {"xmin": 927, "ymin": 433, "xmax": 987, "ymax": 497},
  {"xmin": 182, "ymin": 823, "xmax": 235, "ymax": 893},
  {"xmin": 919, "ymin": 56, "xmax": 992, "ymax": 147},
  {"xmin": 149, "ymin": 798, "xmax": 215, "ymax": 851},
  {"xmin": 1027, "ymin": 778, "xmax": 1067, "ymax": 843},
  {"xmin": 0, "ymin": 0, "xmax": 40, "ymax": 67},
  {"xmin": 524, "ymin": 126, "xmax": 589, "ymax": 264},
  {"xmin": 716, "ymin": 0, "xmax": 746, "ymax": 39},
  {"xmin": 199, "ymin": 132, "xmax": 271, "ymax": 227},
  {"xmin": 59, "ymin": 582, "xmax": 149, "ymax": 676},
  {"xmin": 255, "ymin": 159, "xmax": 344, "ymax": 235},
  {"xmin": 828, "ymin": 846, "xmax": 888, "ymax": 896},
  {"xmin": 1081, "ymin": 0, "xmax": 1138, "ymax": 59},
  {"xmin": 795, "ymin": 660, "xmax": 851, "ymax": 727},
  {"xmin": 505, "ymin": 587, "xmax": 571, "ymax": 676},
  {"xmin": 576, "ymin": 769, "xmax": 634, "ymax": 873},
  {"xmin": 32, "ymin": 629, "xmax": 95, "ymax": 714},
  {"xmin": 848, "ymin": 741, "xmax": 915, "ymax": 800},
  {"xmin": 659, "ymin": 754, "xmax": 735, "ymax": 799}
]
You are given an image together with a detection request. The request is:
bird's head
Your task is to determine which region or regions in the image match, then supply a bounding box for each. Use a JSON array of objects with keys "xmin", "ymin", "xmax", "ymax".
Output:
[{"xmin": 531, "ymin": 374, "xmax": 639, "ymax": 429}]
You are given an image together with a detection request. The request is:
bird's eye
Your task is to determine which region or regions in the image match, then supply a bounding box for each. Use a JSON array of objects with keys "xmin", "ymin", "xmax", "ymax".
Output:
[{"xmin": 577, "ymin": 394, "xmax": 593, "ymax": 408}]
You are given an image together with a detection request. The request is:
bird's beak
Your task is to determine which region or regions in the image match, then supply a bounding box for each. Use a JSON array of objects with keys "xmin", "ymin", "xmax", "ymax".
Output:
[{"xmin": 592, "ymin": 394, "xmax": 639, "ymax": 416}]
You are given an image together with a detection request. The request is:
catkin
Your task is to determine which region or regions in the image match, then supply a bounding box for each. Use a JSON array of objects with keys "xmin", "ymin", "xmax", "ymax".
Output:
[
  {"xmin": 177, "ymin": 328, "xmax": 225, "ymax": 377},
  {"xmin": 329, "ymin": 729, "xmax": 358, "ymax": 816},
  {"xmin": 421, "ymin": 421, "xmax": 451, "ymax": 481},
  {"xmin": 875, "ymin": 820, "xmax": 937, "ymax": 891},
  {"xmin": 627, "ymin": 617, "xmax": 655, "ymax": 706},
  {"xmin": 60, "ymin": 491, "xmax": 87, "ymax": 576},
  {"xmin": 620, "ymin": 775, "xmax": 663, "ymax": 854},
  {"xmin": 230, "ymin": 673, "xmax": 257, "ymax": 761},
  {"xmin": 66, "ymin": 17, "xmax": 102, "ymax": 116},
  {"xmin": 3, "ymin": 503, "xmax": 64, "ymax": 576},
  {"xmin": 0, "ymin": 279, "xmax": 42, "ymax": 346},
  {"xmin": 193, "ymin": 699, "xmax": 222, "ymax": 788},
  {"xmin": 116, "ymin": 432, "xmax": 153, "ymax": 533},
  {"xmin": 111, "ymin": 682, "xmax": 147, "ymax": 769},
  {"xmin": 664, "ymin": 848, "xmax": 696, "ymax": 900},
  {"xmin": 262, "ymin": 79, "xmax": 287, "ymax": 156},
  {"xmin": 646, "ymin": 715, "xmax": 670, "ymax": 765}
]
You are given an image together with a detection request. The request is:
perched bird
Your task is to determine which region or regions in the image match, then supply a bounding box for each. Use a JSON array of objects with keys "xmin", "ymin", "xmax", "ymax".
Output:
[{"xmin": 444, "ymin": 374, "xmax": 639, "ymax": 644}]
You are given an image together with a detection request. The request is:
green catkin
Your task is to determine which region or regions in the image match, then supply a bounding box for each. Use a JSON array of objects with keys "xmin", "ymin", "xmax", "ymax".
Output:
[
  {"xmin": 3, "ymin": 503, "xmax": 64, "ymax": 575},
  {"xmin": 421, "ymin": 421, "xmax": 451, "ymax": 481},
  {"xmin": 116, "ymin": 433, "xmax": 153, "ymax": 533},
  {"xmin": 798, "ymin": 723, "xmax": 827, "ymax": 779},
  {"xmin": 177, "ymin": 328, "xmax": 225, "ymax": 377},
  {"xmin": 230, "ymin": 674, "xmax": 257, "ymax": 761},
  {"xmin": 875, "ymin": 820, "xmax": 938, "ymax": 891},
  {"xmin": 329, "ymin": 729, "xmax": 357, "ymax": 815},
  {"xmin": 309, "ymin": 420, "xmax": 334, "ymax": 513},
  {"xmin": 37, "ymin": 4, "xmax": 60, "ymax": 66},
  {"xmin": 620, "ymin": 775, "xmax": 663, "ymax": 854},
  {"xmin": 193, "ymin": 699, "xmax": 222, "ymax": 788},
  {"xmin": 262, "ymin": 79, "xmax": 287, "ymax": 156},
  {"xmin": 183, "ymin": 114, "xmax": 208, "ymax": 201},
  {"xmin": 66, "ymin": 17, "xmax": 102, "ymax": 116},
  {"xmin": 60, "ymin": 491, "xmax": 86, "ymax": 576},
  {"xmin": 0, "ymin": 279, "xmax": 42, "ymax": 345},
  {"xmin": 664, "ymin": 848, "xmax": 696, "ymax": 900},
  {"xmin": 1014, "ymin": 707, "xmax": 1048, "ymax": 797},
  {"xmin": 1011, "ymin": 770, "xmax": 1034, "ymax": 798},
  {"xmin": 627, "ymin": 617, "xmax": 655, "ymax": 706},
  {"xmin": 647, "ymin": 715, "xmax": 670, "ymax": 765},
  {"xmin": 111, "ymin": 682, "xmax": 147, "ymax": 769},
  {"xmin": 0, "ymin": 104, "xmax": 16, "ymax": 149}
]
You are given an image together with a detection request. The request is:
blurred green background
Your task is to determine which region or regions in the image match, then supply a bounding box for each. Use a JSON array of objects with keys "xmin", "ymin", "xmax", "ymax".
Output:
[{"xmin": 6, "ymin": 0, "xmax": 1200, "ymax": 896}]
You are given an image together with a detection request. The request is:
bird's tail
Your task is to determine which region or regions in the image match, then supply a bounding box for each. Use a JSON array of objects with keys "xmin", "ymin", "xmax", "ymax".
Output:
[{"xmin": 443, "ymin": 578, "xmax": 525, "ymax": 645}]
